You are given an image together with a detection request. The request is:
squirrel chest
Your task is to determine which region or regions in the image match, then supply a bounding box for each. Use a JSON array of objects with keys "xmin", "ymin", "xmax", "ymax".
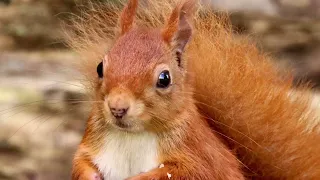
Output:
[{"xmin": 92, "ymin": 130, "xmax": 159, "ymax": 180}]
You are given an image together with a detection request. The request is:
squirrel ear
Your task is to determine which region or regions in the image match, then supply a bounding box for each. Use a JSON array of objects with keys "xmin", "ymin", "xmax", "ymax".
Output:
[
  {"xmin": 162, "ymin": 0, "xmax": 195, "ymax": 66},
  {"xmin": 119, "ymin": 0, "xmax": 138, "ymax": 35}
]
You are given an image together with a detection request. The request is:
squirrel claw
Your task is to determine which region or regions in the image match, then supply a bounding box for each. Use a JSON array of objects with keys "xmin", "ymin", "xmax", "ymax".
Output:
[
  {"xmin": 91, "ymin": 173, "xmax": 103, "ymax": 180},
  {"xmin": 78, "ymin": 172, "xmax": 103, "ymax": 180}
]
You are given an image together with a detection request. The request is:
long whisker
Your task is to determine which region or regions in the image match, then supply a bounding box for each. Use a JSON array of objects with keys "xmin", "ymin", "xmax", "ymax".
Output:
[
  {"xmin": 7, "ymin": 113, "xmax": 47, "ymax": 140},
  {"xmin": 171, "ymin": 90, "xmax": 266, "ymax": 150},
  {"xmin": 31, "ymin": 114, "xmax": 56, "ymax": 134},
  {"xmin": 8, "ymin": 100, "xmax": 97, "ymax": 138},
  {"xmin": 147, "ymin": 110, "xmax": 282, "ymax": 171},
  {"xmin": 209, "ymin": 128, "xmax": 258, "ymax": 175},
  {"xmin": 0, "ymin": 99, "xmax": 103, "ymax": 114},
  {"xmin": 145, "ymin": 110, "xmax": 257, "ymax": 174}
]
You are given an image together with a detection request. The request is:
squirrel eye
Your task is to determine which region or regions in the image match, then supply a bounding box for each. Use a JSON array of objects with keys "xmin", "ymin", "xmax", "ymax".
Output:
[
  {"xmin": 156, "ymin": 70, "xmax": 171, "ymax": 88},
  {"xmin": 97, "ymin": 61, "xmax": 103, "ymax": 78}
]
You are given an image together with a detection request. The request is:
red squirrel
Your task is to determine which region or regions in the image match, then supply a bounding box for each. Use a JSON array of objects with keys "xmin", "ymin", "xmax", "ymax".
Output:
[
  {"xmin": 69, "ymin": 0, "xmax": 244, "ymax": 179},
  {"xmin": 68, "ymin": 0, "xmax": 320, "ymax": 179}
]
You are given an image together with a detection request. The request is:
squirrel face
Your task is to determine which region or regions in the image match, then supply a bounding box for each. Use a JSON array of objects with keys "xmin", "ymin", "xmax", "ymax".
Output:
[
  {"xmin": 96, "ymin": 28, "xmax": 189, "ymax": 133},
  {"xmin": 93, "ymin": 0, "xmax": 193, "ymax": 132}
]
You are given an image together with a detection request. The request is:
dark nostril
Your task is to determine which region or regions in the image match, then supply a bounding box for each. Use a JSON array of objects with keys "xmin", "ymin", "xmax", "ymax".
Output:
[{"xmin": 110, "ymin": 108, "xmax": 128, "ymax": 119}]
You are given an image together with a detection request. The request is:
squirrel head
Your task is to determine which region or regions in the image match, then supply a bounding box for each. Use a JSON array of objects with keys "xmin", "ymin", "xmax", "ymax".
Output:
[{"xmin": 96, "ymin": 0, "xmax": 195, "ymax": 133}]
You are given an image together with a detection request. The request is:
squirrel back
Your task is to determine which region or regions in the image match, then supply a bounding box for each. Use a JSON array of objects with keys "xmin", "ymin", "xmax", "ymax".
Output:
[{"xmin": 66, "ymin": 0, "xmax": 320, "ymax": 179}]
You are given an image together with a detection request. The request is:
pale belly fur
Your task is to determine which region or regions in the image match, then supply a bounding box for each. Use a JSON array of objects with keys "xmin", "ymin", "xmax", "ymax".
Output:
[{"xmin": 93, "ymin": 130, "xmax": 159, "ymax": 180}]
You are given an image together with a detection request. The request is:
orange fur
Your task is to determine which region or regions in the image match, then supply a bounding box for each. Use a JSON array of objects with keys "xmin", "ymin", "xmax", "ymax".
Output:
[
  {"xmin": 68, "ymin": 0, "xmax": 244, "ymax": 179},
  {"xmin": 189, "ymin": 11, "xmax": 320, "ymax": 180},
  {"xmin": 66, "ymin": 0, "xmax": 320, "ymax": 179},
  {"xmin": 162, "ymin": 0, "xmax": 195, "ymax": 43},
  {"xmin": 72, "ymin": 144, "xmax": 103, "ymax": 180},
  {"xmin": 120, "ymin": 0, "xmax": 138, "ymax": 35}
]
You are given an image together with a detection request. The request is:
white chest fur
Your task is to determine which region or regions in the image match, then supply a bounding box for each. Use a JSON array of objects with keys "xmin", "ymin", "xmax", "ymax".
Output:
[{"xmin": 93, "ymin": 130, "xmax": 159, "ymax": 180}]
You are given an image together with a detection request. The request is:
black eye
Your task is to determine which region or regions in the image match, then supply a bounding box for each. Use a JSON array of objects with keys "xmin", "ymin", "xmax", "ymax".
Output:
[
  {"xmin": 97, "ymin": 61, "xmax": 103, "ymax": 78},
  {"xmin": 156, "ymin": 70, "xmax": 171, "ymax": 88}
]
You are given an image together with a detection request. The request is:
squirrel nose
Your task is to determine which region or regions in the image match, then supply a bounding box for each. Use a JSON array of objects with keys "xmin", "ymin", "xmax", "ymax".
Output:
[
  {"xmin": 110, "ymin": 107, "xmax": 128, "ymax": 119},
  {"xmin": 108, "ymin": 88, "xmax": 130, "ymax": 119}
]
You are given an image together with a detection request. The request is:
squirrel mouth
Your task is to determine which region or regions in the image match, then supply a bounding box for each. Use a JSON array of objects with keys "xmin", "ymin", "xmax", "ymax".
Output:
[{"xmin": 114, "ymin": 120, "xmax": 130, "ymax": 129}]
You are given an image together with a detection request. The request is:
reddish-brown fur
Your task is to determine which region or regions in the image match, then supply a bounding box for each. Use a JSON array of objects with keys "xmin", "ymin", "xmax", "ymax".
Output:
[
  {"xmin": 72, "ymin": 144, "xmax": 103, "ymax": 180},
  {"xmin": 67, "ymin": 0, "xmax": 320, "ymax": 179},
  {"xmin": 189, "ymin": 11, "xmax": 320, "ymax": 180},
  {"xmin": 119, "ymin": 0, "xmax": 138, "ymax": 35},
  {"xmin": 69, "ymin": 0, "xmax": 244, "ymax": 179}
]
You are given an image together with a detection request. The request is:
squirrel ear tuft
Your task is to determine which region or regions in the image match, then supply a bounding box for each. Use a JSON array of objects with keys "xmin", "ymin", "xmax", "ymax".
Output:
[
  {"xmin": 119, "ymin": 0, "xmax": 139, "ymax": 35},
  {"xmin": 162, "ymin": 0, "xmax": 195, "ymax": 61}
]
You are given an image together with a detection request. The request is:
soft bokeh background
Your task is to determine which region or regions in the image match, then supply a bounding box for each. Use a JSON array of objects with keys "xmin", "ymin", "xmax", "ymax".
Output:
[{"xmin": 0, "ymin": 0, "xmax": 320, "ymax": 179}]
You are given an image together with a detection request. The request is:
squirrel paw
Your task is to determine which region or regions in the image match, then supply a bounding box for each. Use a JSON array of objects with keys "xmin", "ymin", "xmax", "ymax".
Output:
[
  {"xmin": 78, "ymin": 172, "xmax": 103, "ymax": 180},
  {"xmin": 126, "ymin": 174, "xmax": 161, "ymax": 180}
]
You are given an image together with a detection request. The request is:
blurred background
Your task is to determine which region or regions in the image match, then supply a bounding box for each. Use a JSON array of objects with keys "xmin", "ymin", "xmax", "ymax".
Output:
[{"xmin": 0, "ymin": 0, "xmax": 320, "ymax": 179}]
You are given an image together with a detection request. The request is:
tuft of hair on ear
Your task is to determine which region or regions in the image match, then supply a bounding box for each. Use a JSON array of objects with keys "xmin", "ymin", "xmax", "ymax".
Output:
[
  {"xmin": 162, "ymin": 0, "xmax": 196, "ymax": 67},
  {"xmin": 119, "ymin": 0, "xmax": 139, "ymax": 35}
]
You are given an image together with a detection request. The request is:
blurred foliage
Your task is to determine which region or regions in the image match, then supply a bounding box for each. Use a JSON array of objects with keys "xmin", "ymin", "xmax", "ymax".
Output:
[{"xmin": 0, "ymin": 0, "xmax": 122, "ymax": 50}]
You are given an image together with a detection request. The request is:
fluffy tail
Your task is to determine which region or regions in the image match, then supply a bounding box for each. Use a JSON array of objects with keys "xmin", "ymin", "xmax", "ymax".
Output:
[{"xmin": 187, "ymin": 6, "xmax": 320, "ymax": 179}]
